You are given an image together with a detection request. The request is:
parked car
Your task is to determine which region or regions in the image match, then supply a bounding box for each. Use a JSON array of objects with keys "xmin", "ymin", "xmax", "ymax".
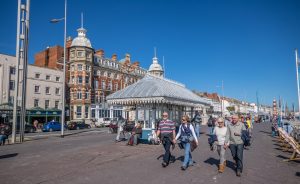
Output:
[
  {"xmin": 24, "ymin": 124, "xmax": 36, "ymax": 133},
  {"xmin": 95, "ymin": 118, "xmax": 111, "ymax": 127},
  {"xmin": 42, "ymin": 121, "xmax": 66, "ymax": 132},
  {"xmin": 6, "ymin": 123, "xmax": 36, "ymax": 133},
  {"xmin": 68, "ymin": 121, "xmax": 91, "ymax": 130}
]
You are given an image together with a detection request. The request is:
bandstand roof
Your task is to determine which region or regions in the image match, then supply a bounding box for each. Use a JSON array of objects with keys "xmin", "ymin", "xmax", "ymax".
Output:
[{"xmin": 107, "ymin": 74, "xmax": 210, "ymax": 107}]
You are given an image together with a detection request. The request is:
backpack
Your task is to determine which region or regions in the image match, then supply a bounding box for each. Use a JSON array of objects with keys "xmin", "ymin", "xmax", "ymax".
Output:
[
  {"xmin": 242, "ymin": 130, "xmax": 251, "ymax": 147},
  {"xmin": 207, "ymin": 118, "xmax": 213, "ymax": 127}
]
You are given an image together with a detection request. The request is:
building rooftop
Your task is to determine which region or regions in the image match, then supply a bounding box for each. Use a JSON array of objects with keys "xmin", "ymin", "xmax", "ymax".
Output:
[
  {"xmin": 71, "ymin": 27, "xmax": 92, "ymax": 48},
  {"xmin": 107, "ymin": 74, "xmax": 210, "ymax": 107}
]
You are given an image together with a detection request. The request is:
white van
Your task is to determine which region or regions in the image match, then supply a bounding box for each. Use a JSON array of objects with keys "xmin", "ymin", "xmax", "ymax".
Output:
[{"xmin": 95, "ymin": 118, "xmax": 111, "ymax": 127}]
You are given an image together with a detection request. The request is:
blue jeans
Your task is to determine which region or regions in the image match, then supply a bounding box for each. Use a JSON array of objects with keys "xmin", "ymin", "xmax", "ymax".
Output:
[
  {"xmin": 133, "ymin": 134, "xmax": 141, "ymax": 145},
  {"xmin": 209, "ymin": 126, "xmax": 214, "ymax": 135},
  {"xmin": 182, "ymin": 142, "xmax": 193, "ymax": 167},
  {"xmin": 0, "ymin": 135, "xmax": 7, "ymax": 145},
  {"xmin": 229, "ymin": 144, "xmax": 244, "ymax": 172},
  {"xmin": 195, "ymin": 124, "xmax": 200, "ymax": 138}
]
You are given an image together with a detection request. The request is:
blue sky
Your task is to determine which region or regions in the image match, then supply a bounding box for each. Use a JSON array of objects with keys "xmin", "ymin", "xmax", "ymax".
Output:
[{"xmin": 1, "ymin": 0, "xmax": 300, "ymax": 109}]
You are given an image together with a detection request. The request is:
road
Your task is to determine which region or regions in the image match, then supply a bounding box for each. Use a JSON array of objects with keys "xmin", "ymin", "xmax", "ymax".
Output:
[
  {"xmin": 13, "ymin": 127, "xmax": 109, "ymax": 141},
  {"xmin": 0, "ymin": 122, "xmax": 299, "ymax": 184}
]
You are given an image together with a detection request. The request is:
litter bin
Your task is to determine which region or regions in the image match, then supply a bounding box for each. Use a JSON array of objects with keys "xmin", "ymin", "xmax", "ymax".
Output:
[{"xmin": 140, "ymin": 128, "xmax": 152, "ymax": 144}]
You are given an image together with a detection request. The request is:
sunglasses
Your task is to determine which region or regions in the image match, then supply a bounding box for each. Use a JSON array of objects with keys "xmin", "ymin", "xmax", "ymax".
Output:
[
  {"xmin": 218, "ymin": 121, "xmax": 224, "ymax": 123},
  {"xmin": 182, "ymin": 119, "xmax": 186, "ymax": 121}
]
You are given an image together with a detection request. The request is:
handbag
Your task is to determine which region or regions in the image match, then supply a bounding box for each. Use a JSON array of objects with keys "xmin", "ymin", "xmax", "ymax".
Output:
[
  {"xmin": 191, "ymin": 140, "xmax": 198, "ymax": 152},
  {"xmin": 180, "ymin": 135, "xmax": 190, "ymax": 143}
]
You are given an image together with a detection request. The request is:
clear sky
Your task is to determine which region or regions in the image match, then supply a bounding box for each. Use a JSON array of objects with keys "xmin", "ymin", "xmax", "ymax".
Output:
[{"xmin": 1, "ymin": 0, "xmax": 300, "ymax": 109}]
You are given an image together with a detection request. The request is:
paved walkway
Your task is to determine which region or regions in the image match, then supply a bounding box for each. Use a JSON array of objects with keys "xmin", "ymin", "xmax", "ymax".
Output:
[{"xmin": 0, "ymin": 122, "xmax": 299, "ymax": 184}]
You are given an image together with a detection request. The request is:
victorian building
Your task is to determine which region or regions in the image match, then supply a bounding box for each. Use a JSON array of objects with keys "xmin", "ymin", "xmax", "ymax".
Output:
[{"xmin": 67, "ymin": 25, "xmax": 147, "ymax": 124}]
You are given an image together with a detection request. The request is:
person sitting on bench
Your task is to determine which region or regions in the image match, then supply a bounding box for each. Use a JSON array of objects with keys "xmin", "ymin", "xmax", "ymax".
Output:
[{"xmin": 0, "ymin": 123, "xmax": 10, "ymax": 146}]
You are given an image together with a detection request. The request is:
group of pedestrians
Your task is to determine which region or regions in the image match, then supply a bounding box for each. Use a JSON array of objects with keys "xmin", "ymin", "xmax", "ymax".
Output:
[{"xmin": 156, "ymin": 112, "xmax": 250, "ymax": 177}]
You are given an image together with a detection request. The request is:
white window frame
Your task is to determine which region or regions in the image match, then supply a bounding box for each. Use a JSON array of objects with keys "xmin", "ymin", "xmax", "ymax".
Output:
[
  {"xmin": 78, "ymin": 64, "xmax": 83, "ymax": 71},
  {"xmin": 54, "ymin": 100, "xmax": 59, "ymax": 109},
  {"xmin": 77, "ymin": 92, "xmax": 82, "ymax": 99},
  {"xmin": 35, "ymin": 73, "xmax": 40, "ymax": 79},
  {"xmin": 78, "ymin": 76, "xmax": 83, "ymax": 84},
  {"xmin": 45, "ymin": 87, "xmax": 51, "ymax": 95},
  {"xmin": 45, "ymin": 100, "xmax": 50, "ymax": 109},
  {"xmin": 76, "ymin": 106, "xmax": 82, "ymax": 118},
  {"xmin": 46, "ymin": 75, "xmax": 51, "ymax": 81},
  {"xmin": 55, "ymin": 88, "xmax": 60, "ymax": 95},
  {"xmin": 34, "ymin": 99, "xmax": 39, "ymax": 107},
  {"xmin": 34, "ymin": 85, "xmax": 40, "ymax": 94}
]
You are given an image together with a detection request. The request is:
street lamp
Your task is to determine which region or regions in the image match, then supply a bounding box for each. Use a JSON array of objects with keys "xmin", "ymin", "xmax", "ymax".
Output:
[
  {"xmin": 50, "ymin": 0, "xmax": 67, "ymax": 138},
  {"xmin": 216, "ymin": 80, "xmax": 224, "ymax": 117}
]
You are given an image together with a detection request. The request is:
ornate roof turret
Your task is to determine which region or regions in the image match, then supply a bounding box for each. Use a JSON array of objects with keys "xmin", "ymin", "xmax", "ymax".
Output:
[
  {"xmin": 148, "ymin": 48, "xmax": 164, "ymax": 78},
  {"xmin": 71, "ymin": 13, "xmax": 92, "ymax": 48}
]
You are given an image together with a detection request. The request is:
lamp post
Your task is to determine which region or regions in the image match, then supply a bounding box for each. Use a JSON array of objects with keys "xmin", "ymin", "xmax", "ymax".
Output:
[
  {"xmin": 216, "ymin": 80, "xmax": 224, "ymax": 117},
  {"xmin": 50, "ymin": 0, "xmax": 67, "ymax": 138}
]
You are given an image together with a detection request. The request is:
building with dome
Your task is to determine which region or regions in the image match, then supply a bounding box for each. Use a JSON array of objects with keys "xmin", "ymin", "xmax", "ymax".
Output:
[
  {"xmin": 33, "ymin": 23, "xmax": 148, "ymax": 124},
  {"xmin": 68, "ymin": 26, "xmax": 94, "ymax": 122},
  {"xmin": 33, "ymin": 23, "xmax": 210, "ymax": 126}
]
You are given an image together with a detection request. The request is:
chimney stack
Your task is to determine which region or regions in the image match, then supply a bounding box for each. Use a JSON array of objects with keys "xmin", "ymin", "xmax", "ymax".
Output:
[
  {"xmin": 111, "ymin": 54, "xmax": 117, "ymax": 62},
  {"xmin": 96, "ymin": 49, "xmax": 105, "ymax": 58}
]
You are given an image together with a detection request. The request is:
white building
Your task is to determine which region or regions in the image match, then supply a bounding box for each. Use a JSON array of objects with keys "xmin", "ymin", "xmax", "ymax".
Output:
[{"xmin": 0, "ymin": 53, "xmax": 63, "ymax": 124}]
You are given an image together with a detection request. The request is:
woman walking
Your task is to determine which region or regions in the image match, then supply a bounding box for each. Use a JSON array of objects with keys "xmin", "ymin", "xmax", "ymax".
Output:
[
  {"xmin": 213, "ymin": 117, "xmax": 228, "ymax": 173},
  {"xmin": 175, "ymin": 115, "xmax": 198, "ymax": 170}
]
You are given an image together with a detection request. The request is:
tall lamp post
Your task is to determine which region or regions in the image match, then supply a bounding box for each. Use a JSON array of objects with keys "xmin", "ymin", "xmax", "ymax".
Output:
[
  {"xmin": 216, "ymin": 80, "xmax": 224, "ymax": 117},
  {"xmin": 50, "ymin": 0, "xmax": 67, "ymax": 138}
]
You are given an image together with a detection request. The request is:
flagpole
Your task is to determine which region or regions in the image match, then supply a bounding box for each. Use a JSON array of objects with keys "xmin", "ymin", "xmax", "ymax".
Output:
[
  {"xmin": 280, "ymin": 98, "xmax": 283, "ymax": 123},
  {"xmin": 295, "ymin": 49, "xmax": 300, "ymax": 115}
]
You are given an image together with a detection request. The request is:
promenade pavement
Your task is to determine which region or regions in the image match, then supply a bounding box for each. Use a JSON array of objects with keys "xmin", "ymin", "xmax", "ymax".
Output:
[{"xmin": 0, "ymin": 122, "xmax": 299, "ymax": 184}]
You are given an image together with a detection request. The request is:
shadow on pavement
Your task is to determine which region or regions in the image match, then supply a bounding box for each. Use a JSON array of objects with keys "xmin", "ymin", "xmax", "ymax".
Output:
[
  {"xmin": 273, "ymin": 143, "xmax": 282, "ymax": 147},
  {"xmin": 296, "ymin": 172, "xmax": 300, "ymax": 177},
  {"xmin": 176, "ymin": 155, "xmax": 184, "ymax": 162},
  {"xmin": 0, "ymin": 153, "xmax": 18, "ymax": 159},
  {"xmin": 204, "ymin": 157, "xmax": 236, "ymax": 171},
  {"xmin": 259, "ymin": 130, "xmax": 272, "ymax": 135},
  {"xmin": 63, "ymin": 129, "xmax": 98, "ymax": 137}
]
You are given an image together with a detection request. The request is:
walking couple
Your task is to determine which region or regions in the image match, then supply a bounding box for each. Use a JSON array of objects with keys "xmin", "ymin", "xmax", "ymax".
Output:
[
  {"xmin": 213, "ymin": 115, "xmax": 247, "ymax": 177},
  {"xmin": 156, "ymin": 112, "xmax": 199, "ymax": 170}
]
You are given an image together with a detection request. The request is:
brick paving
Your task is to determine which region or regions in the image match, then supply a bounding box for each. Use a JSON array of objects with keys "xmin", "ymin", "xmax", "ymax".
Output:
[{"xmin": 0, "ymin": 122, "xmax": 299, "ymax": 184}]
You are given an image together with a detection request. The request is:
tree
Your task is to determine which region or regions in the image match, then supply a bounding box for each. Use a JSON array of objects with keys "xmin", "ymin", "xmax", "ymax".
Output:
[{"xmin": 226, "ymin": 106, "xmax": 235, "ymax": 112}]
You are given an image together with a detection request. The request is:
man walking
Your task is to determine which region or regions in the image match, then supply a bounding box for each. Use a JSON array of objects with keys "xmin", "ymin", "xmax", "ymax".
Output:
[
  {"xmin": 156, "ymin": 112, "xmax": 176, "ymax": 167},
  {"xmin": 225, "ymin": 115, "xmax": 246, "ymax": 177},
  {"xmin": 191, "ymin": 111, "xmax": 202, "ymax": 138},
  {"xmin": 115, "ymin": 115, "xmax": 127, "ymax": 142}
]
